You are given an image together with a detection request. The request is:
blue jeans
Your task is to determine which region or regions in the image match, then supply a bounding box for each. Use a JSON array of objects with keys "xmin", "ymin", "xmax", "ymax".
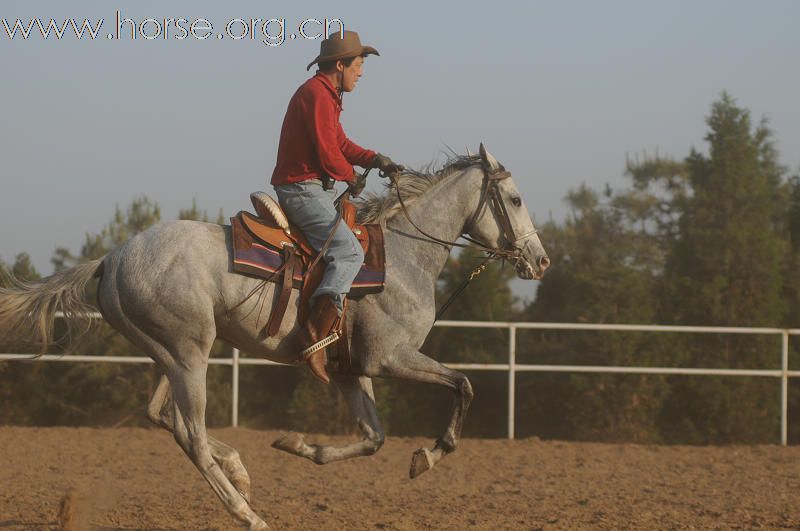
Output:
[{"xmin": 274, "ymin": 179, "xmax": 364, "ymax": 312}]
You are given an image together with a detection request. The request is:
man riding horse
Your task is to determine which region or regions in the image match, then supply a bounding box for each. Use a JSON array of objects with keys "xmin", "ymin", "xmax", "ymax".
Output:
[{"xmin": 271, "ymin": 30, "xmax": 404, "ymax": 384}]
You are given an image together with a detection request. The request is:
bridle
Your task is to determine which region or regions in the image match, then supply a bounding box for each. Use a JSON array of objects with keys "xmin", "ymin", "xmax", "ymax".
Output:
[
  {"xmin": 382, "ymin": 165, "xmax": 538, "ymax": 266},
  {"xmin": 382, "ymin": 164, "xmax": 540, "ymax": 321}
]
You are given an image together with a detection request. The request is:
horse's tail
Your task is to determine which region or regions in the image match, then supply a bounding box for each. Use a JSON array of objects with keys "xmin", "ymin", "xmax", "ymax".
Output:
[{"xmin": 0, "ymin": 256, "xmax": 105, "ymax": 355}]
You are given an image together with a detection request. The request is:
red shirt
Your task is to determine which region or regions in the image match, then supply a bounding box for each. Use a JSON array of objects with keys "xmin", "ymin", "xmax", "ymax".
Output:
[{"xmin": 271, "ymin": 72, "xmax": 376, "ymax": 185}]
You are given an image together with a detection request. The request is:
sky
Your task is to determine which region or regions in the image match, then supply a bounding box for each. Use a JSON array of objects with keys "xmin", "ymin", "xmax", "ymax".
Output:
[{"xmin": 1, "ymin": 0, "xmax": 799, "ymax": 301}]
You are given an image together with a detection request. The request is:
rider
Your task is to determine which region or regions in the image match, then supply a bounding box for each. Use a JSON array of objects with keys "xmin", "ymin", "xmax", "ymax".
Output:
[{"xmin": 271, "ymin": 30, "xmax": 403, "ymax": 384}]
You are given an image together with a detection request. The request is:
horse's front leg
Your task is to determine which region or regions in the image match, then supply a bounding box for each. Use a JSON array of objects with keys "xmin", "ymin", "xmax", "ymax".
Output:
[
  {"xmin": 366, "ymin": 343, "xmax": 473, "ymax": 478},
  {"xmin": 271, "ymin": 374, "xmax": 385, "ymax": 464}
]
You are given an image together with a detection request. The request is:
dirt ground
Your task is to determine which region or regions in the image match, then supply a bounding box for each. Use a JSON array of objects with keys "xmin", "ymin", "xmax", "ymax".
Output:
[{"xmin": 0, "ymin": 427, "xmax": 798, "ymax": 530}]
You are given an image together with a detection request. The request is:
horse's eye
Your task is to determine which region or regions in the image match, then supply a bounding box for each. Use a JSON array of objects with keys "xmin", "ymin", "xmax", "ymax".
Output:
[{"xmin": 511, "ymin": 197, "xmax": 522, "ymax": 207}]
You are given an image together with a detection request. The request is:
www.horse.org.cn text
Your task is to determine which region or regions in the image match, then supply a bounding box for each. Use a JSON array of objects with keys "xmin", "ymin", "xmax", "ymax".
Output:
[{"xmin": 1, "ymin": 11, "xmax": 344, "ymax": 46}]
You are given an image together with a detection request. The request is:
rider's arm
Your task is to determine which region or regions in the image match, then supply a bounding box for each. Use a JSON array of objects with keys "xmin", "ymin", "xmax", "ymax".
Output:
[
  {"xmin": 304, "ymin": 91, "xmax": 356, "ymax": 182},
  {"xmin": 337, "ymin": 124, "xmax": 377, "ymax": 169}
]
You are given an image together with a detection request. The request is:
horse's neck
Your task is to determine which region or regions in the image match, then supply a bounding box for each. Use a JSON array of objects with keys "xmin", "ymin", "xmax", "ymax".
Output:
[{"xmin": 386, "ymin": 168, "xmax": 482, "ymax": 286}]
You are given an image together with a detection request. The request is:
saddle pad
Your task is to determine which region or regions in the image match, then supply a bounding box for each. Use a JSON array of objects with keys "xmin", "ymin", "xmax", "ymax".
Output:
[{"xmin": 230, "ymin": 213, "xmax": 385, "ymax": 296}]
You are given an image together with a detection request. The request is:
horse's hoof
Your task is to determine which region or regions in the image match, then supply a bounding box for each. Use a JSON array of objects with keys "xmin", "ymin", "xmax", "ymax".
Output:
[
  {"xmin": 271, "ymin": 432, "xmax": 304, "ymax": 454},
  {"xmin": 409, "ymin": 447, "xmax": 435, "ymax": 479},
  {"xmin": 248, "ymin": 519, "xmax": 270, "ymax": 531}
]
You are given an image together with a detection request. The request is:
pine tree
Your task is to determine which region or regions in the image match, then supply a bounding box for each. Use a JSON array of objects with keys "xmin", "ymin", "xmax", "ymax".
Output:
[
  {"xmin": 179, "ymin": 198, "xmax": 225, "ymax": 224},
  {"xmin": 658, "ymin": 93, "xmax": 787, "ymax": 443}
]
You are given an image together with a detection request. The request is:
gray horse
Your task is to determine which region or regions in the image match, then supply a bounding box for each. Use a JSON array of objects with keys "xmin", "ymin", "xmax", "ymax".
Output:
[{"xmin": 0, "ymin": 145, "xmax": 549, "ymax": 530}]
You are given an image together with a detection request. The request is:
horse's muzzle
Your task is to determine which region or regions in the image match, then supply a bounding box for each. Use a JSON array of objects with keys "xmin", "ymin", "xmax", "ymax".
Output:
[
  {"xmin": 527, "ymin": 254, "xmax": 551, "ymax": 279},
  {"xmin": 537, "ymin": 255, "xmax": 550, "ymax": 275},
  {"xmin": 514, "ymin": 254, "xmax": 549, "ymax": 280}
]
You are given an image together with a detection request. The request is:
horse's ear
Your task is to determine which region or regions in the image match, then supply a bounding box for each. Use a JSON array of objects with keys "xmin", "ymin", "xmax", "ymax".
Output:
[{"xmin": 479, "ymin": 143, "xmax": 501, "ymax": 173}]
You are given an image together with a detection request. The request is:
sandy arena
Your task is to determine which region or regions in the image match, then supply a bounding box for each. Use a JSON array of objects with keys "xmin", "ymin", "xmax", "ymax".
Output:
[{"xmin": 0, "ymin": 427, "xmax": 798, "ymax": 530}]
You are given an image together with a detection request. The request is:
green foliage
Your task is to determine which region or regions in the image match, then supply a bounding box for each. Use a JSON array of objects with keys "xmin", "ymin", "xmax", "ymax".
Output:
[
  {"xmin": 180, "ymin": 198, "xmax": 225, "ymax": 224},
  {"xmin": 665, "ymin": 93, "xmax": 785, "ymax": 327},
  {"xmin": 427, "ymin": 250, "xmax": 517, "ymax": 363},
  {"xmin": 0, "ymin": 253, "xmax": 42, "ymax": 284},
  {"xmin": 514, "ymin": 93, "xmax": 793, "ymax": 444},
  {"xmin": 519, "ymin": 184, "xmax": 670, "ymax": 442},
  {"xmin": 654, "ymin": 93, "xmax": 787, "ymax": 443}
]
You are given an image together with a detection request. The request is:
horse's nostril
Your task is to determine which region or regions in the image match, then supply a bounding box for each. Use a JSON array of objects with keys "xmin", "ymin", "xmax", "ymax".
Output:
[{"xmin": 538, "ymin": 256, "xmax": 550, "ymax": 271}]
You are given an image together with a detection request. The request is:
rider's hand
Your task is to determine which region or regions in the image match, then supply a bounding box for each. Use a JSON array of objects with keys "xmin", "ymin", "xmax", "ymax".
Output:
[
  {"xmin": 348, "ymin": 171, "xmax": 368, "ymax": 197},
  {"xmin": 373, "ymin": 153, "xmax": 405, "ymax": 176}
]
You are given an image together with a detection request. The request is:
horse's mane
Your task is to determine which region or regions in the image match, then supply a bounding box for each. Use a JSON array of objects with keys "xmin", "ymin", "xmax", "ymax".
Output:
[{"xmin": 355, "ymin": 153, "xmax": 482, "ymax": 225}]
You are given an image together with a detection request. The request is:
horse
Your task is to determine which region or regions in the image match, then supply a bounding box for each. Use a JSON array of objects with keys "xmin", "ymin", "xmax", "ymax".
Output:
[{"xmin": 0, "ymin": 145, "xmax": 549, "ymax": 530}]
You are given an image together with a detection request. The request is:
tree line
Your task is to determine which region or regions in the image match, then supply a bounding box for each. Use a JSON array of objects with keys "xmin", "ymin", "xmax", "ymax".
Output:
[{"xmin": 1, "ymin": 94, "xmax": 798, "ymax": 444}]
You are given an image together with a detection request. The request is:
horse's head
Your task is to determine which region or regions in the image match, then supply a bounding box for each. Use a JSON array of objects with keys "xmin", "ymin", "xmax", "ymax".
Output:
[{"xmin": 464, "ymin": 144, "xmax": 550, "ymax": 280}]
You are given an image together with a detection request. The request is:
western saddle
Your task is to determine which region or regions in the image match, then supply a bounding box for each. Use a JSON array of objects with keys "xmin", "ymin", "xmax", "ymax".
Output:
[{"xmin": 229, "ymin": 192, "xmax": 385, "ymax": 376}]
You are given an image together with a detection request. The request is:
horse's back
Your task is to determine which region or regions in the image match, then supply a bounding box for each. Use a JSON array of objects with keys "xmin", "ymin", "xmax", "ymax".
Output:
[{"xmin": 112, "ymin": 219, "xmax": 228, "ymax": 297}]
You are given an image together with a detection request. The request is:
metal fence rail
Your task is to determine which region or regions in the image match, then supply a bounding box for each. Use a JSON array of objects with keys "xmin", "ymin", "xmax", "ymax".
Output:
[{"xmin": 1, "ymin": 318, "xmax": 797, "ymax": 444}]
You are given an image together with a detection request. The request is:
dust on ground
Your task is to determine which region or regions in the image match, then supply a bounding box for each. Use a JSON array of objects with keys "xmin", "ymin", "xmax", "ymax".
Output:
[{"xmin": 0, "ymin": 427, "xmax": 798, "ymax": 530}]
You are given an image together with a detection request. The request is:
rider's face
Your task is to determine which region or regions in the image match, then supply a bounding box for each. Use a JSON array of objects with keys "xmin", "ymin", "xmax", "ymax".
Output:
[{"xmin": 339, "ymin": 56, "xmax": 364, "ymax": 93}]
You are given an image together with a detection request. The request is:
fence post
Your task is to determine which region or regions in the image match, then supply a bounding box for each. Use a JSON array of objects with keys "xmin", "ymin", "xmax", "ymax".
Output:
[
  {"xmin": 781, "ymin": 331, "xmax": 788, "ymax": 446},
  {"xmin": 508, "ymin": 325, "xmax": 516, "ymax": 440},
  {"xmin": 232, "ymin": 348, "xmax": 240, "ymax": 428}
]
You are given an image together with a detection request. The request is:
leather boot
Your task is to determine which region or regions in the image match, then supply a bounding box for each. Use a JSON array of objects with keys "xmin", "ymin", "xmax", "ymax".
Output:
[{"xmin": 298, "ymin": 296, "xmax": 341, "ymax": 384}]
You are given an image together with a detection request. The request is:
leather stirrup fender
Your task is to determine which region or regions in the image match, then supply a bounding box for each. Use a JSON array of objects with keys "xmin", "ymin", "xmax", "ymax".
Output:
[{"xmin": 263, "ymin": 244, "xmax": 298, "ymax": 338}]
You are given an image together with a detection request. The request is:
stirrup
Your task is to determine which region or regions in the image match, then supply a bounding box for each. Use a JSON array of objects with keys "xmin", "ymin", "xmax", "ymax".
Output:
[{"xmin": 300, "ymin": 331, "xmax": 340, "ymax": 360}]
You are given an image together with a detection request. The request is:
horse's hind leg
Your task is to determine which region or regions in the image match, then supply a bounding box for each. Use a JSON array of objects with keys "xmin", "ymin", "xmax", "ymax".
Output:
[
  {"xmin": 167, "ymin": 362, "xmax": 269, "ymax": 531},
  {"xmin": 271, "ymin": 374, "xmax": 385, "ymax": 464},
  {"xmin": 368, "ymin": 343, "xmax": 473, "ymax": 478},
  {"xmin": 147, "ymin": 374, "xmax": 252, "ymax": 502}
]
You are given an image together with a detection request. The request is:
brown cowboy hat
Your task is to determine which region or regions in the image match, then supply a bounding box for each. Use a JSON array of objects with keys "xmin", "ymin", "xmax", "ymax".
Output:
[{"xmin": 306, "ymin": 30, "xmax": 379, "ymax": 71}]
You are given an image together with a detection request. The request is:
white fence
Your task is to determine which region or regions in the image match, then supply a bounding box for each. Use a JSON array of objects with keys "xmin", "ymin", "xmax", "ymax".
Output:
[{"xmin": 1, "ymin": 319, "xmax": 798, "ymax": 444}]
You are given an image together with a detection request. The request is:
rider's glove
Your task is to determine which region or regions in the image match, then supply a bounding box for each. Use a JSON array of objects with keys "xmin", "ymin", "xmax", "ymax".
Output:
[
  {"xmin": 348, "ymin": 171, "xmax": 368, "ymax": 197},
  {"xmin": 373, "ymin": 153, "xmax": 405, "ymax": 176}
]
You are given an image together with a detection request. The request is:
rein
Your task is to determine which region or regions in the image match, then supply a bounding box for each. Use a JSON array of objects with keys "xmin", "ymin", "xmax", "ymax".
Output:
[{"xmin": 434, "ymin": 256, "xmax": 492, "ymax": 321}]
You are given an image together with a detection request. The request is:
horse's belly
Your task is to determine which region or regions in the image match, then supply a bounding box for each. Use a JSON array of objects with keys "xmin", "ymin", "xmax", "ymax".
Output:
[{"xmin": 214, "ymin": 281, "xmax": 303, "ymax": 365}]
